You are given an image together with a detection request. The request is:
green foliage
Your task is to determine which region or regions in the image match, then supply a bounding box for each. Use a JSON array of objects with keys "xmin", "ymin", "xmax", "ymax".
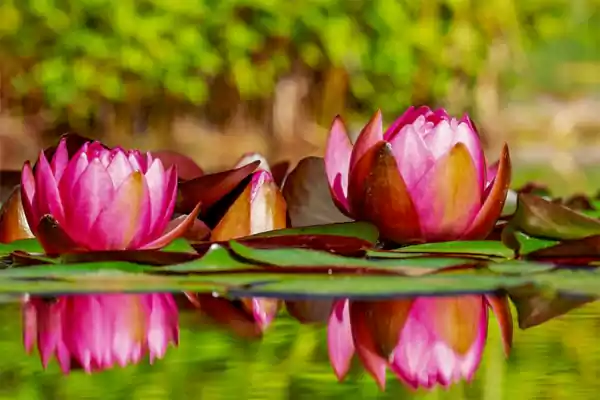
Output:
[{"xmin": 0, "ymin": 0, "xmax": 596, "ymax": 118}]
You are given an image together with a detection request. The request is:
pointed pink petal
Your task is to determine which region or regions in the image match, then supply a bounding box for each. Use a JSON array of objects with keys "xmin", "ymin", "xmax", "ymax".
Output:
[
  {"xmin": 384, "ymin": 106, "xmax": 432, "ymax": 141},
  {"xmin": 349, "ymin": 110, "xmax": 383, "ymax": 174},
  {"xmin": 410, "ymin": 143, "xmax": 482, "ymax": 241},
  {"xmin": 160, "ymin": 166, "xmax": 178, "ymax": 224},
  {"xmin": 63, "ymin": 159, "xmax": 115, "ymax": 248},
  {"xmin": 58, "ymin": 144, "xmax": 90, "ymax": 197},
  {"xmin": 20, "ymin": 162, "xmax": 38, "ymax": 228},
  {"xmin": 422, "ymin": 119, "xmax": 456, "ymax": 160},
  {"xmin": 387, "ymin": 124, "xmax": 435, "ymax": 189},
  {"xmin": 34, "ymin": 152, "xmax": 65, "ymax": 224},
  {"xmin": 455, "ymin": 115, "xmax": 486, "ymax": 190},
  {"xmin": 140, "ymin": 202, "xmax": 202, "ymax": 249},
  {"xmin": 144, "ymin": 159, "xmax": 168, "ymax": 238},
  {"xmin": 485, "ymin": 160, "xmax": 499, "ymax": 190},
  {"xmin": 90, "ymin": 171, "xmax": 150, "ymax": 250},
  {"xmin": 327, "ymin": 300, "xmax": 355, "ymax": 381},
  {"xmin": 106, "ymin": 151, "xmax": 134, "ymax": 189},
  {"xmin": 324, "ymin": 116, "xmax": 353, "ymax": 213},
  {"xmin": 51, "ymin": 138, "xmax": 69, "ymax": 182}
]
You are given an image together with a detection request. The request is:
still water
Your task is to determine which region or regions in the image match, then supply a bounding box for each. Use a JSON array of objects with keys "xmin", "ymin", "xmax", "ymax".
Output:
[{"xmin": 1, "ymin": 296, "xmax": 599, "ymax": 400}]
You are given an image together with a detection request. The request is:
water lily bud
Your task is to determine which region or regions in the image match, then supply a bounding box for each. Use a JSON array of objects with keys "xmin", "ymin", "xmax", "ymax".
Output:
[
  {"xmin": 197, "ymin": 165, "xmax": 287, "ymax": 334},
  {"xmin": 325, "ymin": 107, "xmax": 511, "ymax": 244},
  {"xmin": 20, "ymin": 138, "xmax": 200, "ymax": 253},
  {"xmin": 23, "ymin": 293, "xmax": 178, "ymax": 373}
]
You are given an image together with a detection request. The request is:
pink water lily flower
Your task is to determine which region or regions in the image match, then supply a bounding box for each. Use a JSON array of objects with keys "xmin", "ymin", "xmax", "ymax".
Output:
[
  {"xmin": 20, "ymin": 138, "xmax": 201, "ymax": 253},
  {"xmin": 23, "ymin": 293, "xmax": 179, "ymax": 373},
  {"xmin": 327, "ymin": 295, "xmax": 513, "ymax": 390},
  {"xmin": 325, "ymin": 106, "xmax": 511, "ymax": 243}
]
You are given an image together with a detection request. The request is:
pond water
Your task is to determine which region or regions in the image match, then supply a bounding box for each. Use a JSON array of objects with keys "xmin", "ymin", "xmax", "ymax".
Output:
[{"xmin": 1, "ymin": 297, "xmax": 599, "ymax": 400}]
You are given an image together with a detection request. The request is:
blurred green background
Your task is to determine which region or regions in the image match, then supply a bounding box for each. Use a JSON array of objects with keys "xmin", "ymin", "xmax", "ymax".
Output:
[{"xmin": 0, "ymin": 0, "xmax": 598, "ymax": 175}]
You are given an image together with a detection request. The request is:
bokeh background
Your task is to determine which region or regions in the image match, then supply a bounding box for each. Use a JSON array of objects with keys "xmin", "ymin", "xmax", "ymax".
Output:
[
  {"xmin": 0, "ymin": 0, "xmax": 598, "ymax": 190},
  {"xmin": 0, "ymin": 0, "xmax": 599, "ymax": 398}
]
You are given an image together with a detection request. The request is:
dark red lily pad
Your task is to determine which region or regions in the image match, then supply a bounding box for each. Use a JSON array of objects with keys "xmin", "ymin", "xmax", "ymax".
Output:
[
  {"xmin": 191, "ymin": 234, "xmax": 373, "ymax": 257},
  {"xmin": 509, "ymin": 193, "xmax": 600, "ymax": 240},
  {"xmin": 176, "ymin": 161, "xmax": 260, "ymax": 220},
  {"xmin": 59, "ymin": 249, "xmax": 201, "ymax": 266},
  {"xmin": 282, "ymin": 156, "xmax": 352, "ymax": 227}
]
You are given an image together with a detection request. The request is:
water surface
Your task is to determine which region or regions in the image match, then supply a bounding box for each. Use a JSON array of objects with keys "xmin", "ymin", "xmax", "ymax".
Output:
[{"xmin": 1, "ymin": 299, "xmax": 599, "ymax": 400}]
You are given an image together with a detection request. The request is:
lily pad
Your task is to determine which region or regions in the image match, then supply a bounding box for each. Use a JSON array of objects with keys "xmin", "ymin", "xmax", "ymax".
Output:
[{"xmin": 387, "ymin": 240, "xmax": 514, "ymax": 259}]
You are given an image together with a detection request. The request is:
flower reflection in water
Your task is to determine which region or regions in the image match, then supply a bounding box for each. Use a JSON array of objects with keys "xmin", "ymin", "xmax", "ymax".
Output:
[
  {"xmin": 22, "ymin": 293, "xmax": 179, "ymax": 373},
  {"xmin": 328, "ymin": 295, "xmax": 513, "ymax": 390}
]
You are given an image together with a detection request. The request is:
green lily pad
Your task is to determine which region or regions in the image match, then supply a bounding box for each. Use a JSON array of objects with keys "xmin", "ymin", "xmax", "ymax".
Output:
[
  {"xmin": 228, "ymin": 241, "xmax": 478, "ymax": 274},
  {"xmin": 227, "ymin": 272, "xmax": 531, "ymax": 300},
  {"xmin": 249, "ymin": 221, "xmax": 379, "ymax": 245},
  {"xmin": 0, "ymin": 238, "xmax": 43, "ymax": 257},
  {"xmin": 388, "ymin": 240, "xmax": 514, "ymax": 258}
]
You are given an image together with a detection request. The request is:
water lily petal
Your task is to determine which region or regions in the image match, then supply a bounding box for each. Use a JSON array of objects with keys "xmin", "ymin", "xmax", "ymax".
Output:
[
  {"xmin": 485, "ymin": 160, "xmax": 499, "ymax": 191},
  {"xmin": 384, "ymin": 106, "xmax": 432, "ymax": 141},
  {"xmin": 20, "ymin": 162, "xmax": 37, "ymax": 227},
  {"xmin": 90, "ymin": 171, "xmax": 150, "ymax": 250},
  {"xmin": 462, "ymin": 144, "xmax": 511, "ymax": 240},
  {"xmin": 34, "ymin": 152, "xmax": 65, "ymax": 225},
  {"xmin": 0, "ymin": 187, "xmax": 35, "ymax": 243},
  {"xmin": 144, "ymin": 159, "xmax": 167, "ymax": 237},
  {"xmin": 455, "ymin": 115, "xmax": 486, "ymax": 189},
  {"xmin": 160, "ymin": 166, "xmax": 178, "ymax": 224},
  {"xmin": 141, "ymin": 202, "xmax": 202, "ymax": 249},
  {"xmin": 411, "ymin": 143, "xmax": 482, "ymax": 241},
  {"xmin": 50, "ymin": 138, "xmax": 69, "ymax": 182},
  {"xmin": 485, "ymin": 294, "xmax": 513, "ymax": 356},
  {"xmin": 348, "ymin": 141, "xmax": 422, "ymax": 243},
  {"xmin": 349, "ymin": 109, "xmax": 383, "ymax": 175},
  {"xmin": 422, "ymin": 119, "xmax": 456, "ymax": 160},
  {"xmin": 324, "ymin": 116, "xmax": 353, "ymax": 213},
  {"xmin": 387, "ymin": 124, "xmax": 435, "ymax": 189},
  {"xmin": 64, "ymin": 159, "xmax": 115, "ymax": 247},
  {"xmin": 327, "ymin": 300, "xmax": 355, "ymax": 381},
  {"xmin": 58, "ymin": 144, "xmax": 90, "ymax": 199},
  {"xmin": 106, "ymin": 151, "xmax": 134, "ymax": 189}
]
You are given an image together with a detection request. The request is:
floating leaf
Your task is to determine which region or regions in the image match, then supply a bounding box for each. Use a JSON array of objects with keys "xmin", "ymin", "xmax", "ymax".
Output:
[
  {"xmin": 227, "ymin": 273, "xmax": 529, "ymax": 300},
  {"xmin": 0, "ymin": 238, "xmax": 43, "ymax": 257},
  {"xmin": 250, "ymin": 222, "xmax": 379, "ymax": 245},
  {"xmin": 380, "ymin": 240, "xmax": 513, "ymax": 259},
  {"xmin": 192, "ymin": 234, "xmax": 375, "ymax": 257},
  {"xmin": 510, "ymin": 193, "xmax": 600, "ymax": 240},
  {"xmin": 228, "ymin": 241, "xmax": 481, "ymax": 275},
  {"xmin": 162, "ymin": 244, "xmax": 256, "ymax": 272}
]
